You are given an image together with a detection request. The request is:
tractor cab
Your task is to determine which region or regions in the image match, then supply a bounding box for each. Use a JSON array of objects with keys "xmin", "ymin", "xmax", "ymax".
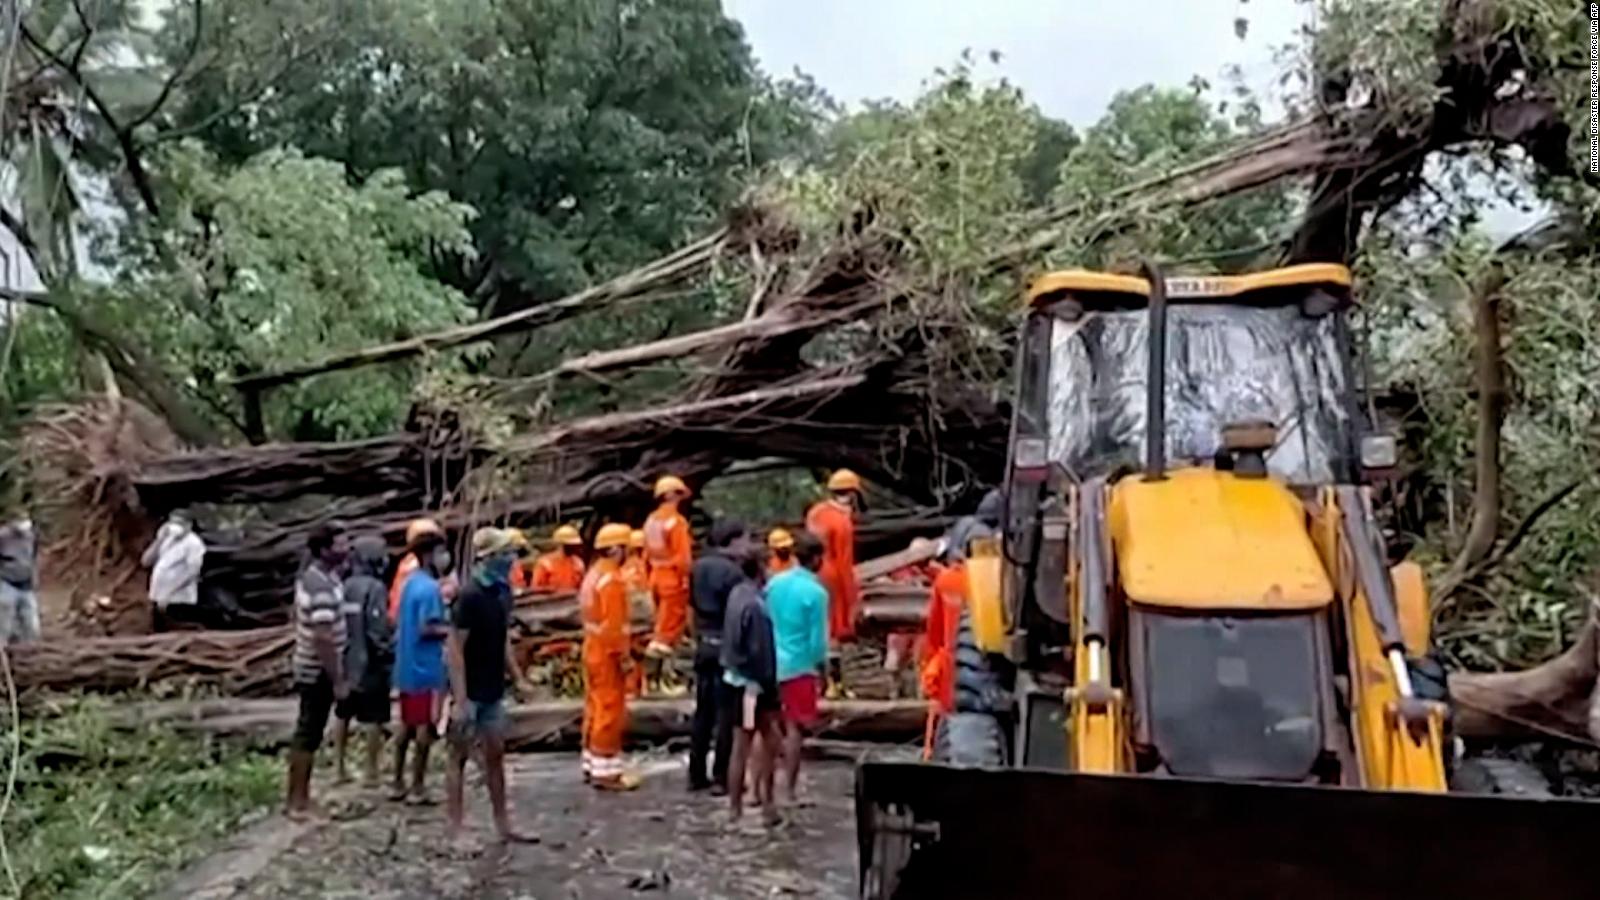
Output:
[
  {"xmin": 996, "ymin": 263, "xmax": 1401, "ymax": 782},
  {"xmin": 1011, "ymin": 263, "xmax": 1368, "ymax": 489}
]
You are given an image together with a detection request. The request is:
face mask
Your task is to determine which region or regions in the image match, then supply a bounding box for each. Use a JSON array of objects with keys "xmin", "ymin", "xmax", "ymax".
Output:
[{"xmin": 483, "ymin": 552, "xmax": 515, "ymax": 584}]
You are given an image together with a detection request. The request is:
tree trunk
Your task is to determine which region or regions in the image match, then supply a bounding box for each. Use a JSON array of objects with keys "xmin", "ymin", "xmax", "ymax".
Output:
[{"xmin": 1450, "ymin": 601, "xmax": 1600, "ymax": 742}]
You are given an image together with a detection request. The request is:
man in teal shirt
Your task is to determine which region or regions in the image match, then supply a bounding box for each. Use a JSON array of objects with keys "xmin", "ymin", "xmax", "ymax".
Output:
[{"xmin": 765, "ymin": 532, "xmax": 829, "ymax": 804}]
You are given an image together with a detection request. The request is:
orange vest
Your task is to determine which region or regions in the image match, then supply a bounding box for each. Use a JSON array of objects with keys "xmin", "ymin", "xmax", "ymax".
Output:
[
  {"xmin": 580, "ymin": 559, "xmax": 629, "ymax": 655},
  {"xmin": 622, "ymin": 554, "xmax": 649, "ymax": 592},
  {"xmin": 768, "ymin": 553, "xmax": 797, "ymax": 576},
  {"xmin": 806, "ymin": 500, "xmax": 858, "ymax": 606},
  {"xmin": 644, "ymin": 504, "xmax": 692, "ymax": 577},
  {"xmin": 532, "ymin": 551, "xmax": 585, "ymax": 592},
  {"xmin": 920, "ymin": 565, "xmax": 968, "ymax": 712}
]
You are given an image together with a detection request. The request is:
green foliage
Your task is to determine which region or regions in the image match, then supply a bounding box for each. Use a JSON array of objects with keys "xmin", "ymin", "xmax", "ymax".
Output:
[
  {"xmin": 7, "ymin": 697, "xmax": 277, "ymax": 899},
  {"xmin": 1362, "ymin": 219, "xmax": 1600, "ymax": 669},
  {"xmin": 1049, "ymin": 83, "xmax": 1295, "ymax": 270},
  {"xmin": 166, "ymin": 0, "xmax": 826, "ymax": 308},
  {"xmin": 100, "ymin": 144, "xmax": 477, "ymax": 439},
  {"xmin": 773, "ymin": 63, "xmax": 1041, "ymax": 304},
  {"xmin": 1311, "ymin": 0, "xmax": 1443, "ymax": 122}
]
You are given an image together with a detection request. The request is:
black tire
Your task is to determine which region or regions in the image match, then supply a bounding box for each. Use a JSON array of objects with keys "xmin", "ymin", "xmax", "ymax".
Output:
[
  {"xmin": 932, "ymin": 712, "xmax": 1005, "ymax": 767},
  {"xmin": 952, "ymin": 609, "xmax": 1004, "ymax": 714},
  {"xmin": 1452, "ymin": 757, "xmax": 1554, "ymax": 798}
]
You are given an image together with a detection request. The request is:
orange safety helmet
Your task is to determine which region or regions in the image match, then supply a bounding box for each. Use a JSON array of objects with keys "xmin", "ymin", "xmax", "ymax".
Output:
[
  {"xmin": 594, "ymin": 523, "xmax": 633, "ymax": 550},
  {"xmin": 553, "ymin": 524, "xmax": 583, "ymax": 546},
  {"xmin": 405, "ymin": 517, "xmax": 443, "ymax": 544},
  {"xmin": 768, "ymin": 528, "xmax": 795, "ymax": 550},
  {"xmin": 654, "ymin": 475, "xmax": 690, "ymax": 499},
  {"xmin": 629, "ymin": 529, "xmax": 646, "ymax": 550},
  {"xmin": 827, "ymin": 469, "xmax": 862, "ymax": 493}
]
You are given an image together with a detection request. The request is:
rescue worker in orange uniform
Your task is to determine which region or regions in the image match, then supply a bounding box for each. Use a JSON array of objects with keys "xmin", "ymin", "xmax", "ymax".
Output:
[
  {"xmin": 767, "ymin": 529, "xmax": 797, "ymax": 576},
  {"xmin": 643, "ymin": 476, "xmax": 693, "ymax": 696},
  {"xmin": 508, "ymin": 529, "xmax": 532, "ymax": 593},
  {"xmin": 531, "ymin": 525, "xmax": 586, "ymax": 594},
  {"xmin": 806, "ymin": 469, "xmax": 862, "ymax": 698},
  {"xmin": 622, "ymin": 529, "xmax": 652, "ymax": 619},
  {"xmin": 389, "ymin": 518, "xmax": 443, "ymax": 623},
  {"xmin": 580, "ymin": 524, "xmax": 638, "ymax": 790},
  {"xmin": 918, "ymin": 526, "xmax": 990, "ymax": 757},
  {"xmin": 621, "ymin": 530, "xmax": 651, "ymax": 697}
]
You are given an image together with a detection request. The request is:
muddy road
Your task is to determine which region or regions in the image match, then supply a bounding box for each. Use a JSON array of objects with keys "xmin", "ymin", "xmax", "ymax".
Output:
[{"xmin": 164, "ymin": 748, "xmax": 905, "ymax": 899}]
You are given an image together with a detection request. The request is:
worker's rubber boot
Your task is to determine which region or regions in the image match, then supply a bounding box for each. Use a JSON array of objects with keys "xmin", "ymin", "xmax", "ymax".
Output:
[{"xmin": 592, "ymin": 771, "xmax": 642, "ymax": 792}]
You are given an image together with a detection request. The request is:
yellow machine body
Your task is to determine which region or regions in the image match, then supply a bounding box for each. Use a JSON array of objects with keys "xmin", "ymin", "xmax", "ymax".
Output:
[{"xmin": 856, "ymin": 263, "xmax": 1589, "ymax": 900}]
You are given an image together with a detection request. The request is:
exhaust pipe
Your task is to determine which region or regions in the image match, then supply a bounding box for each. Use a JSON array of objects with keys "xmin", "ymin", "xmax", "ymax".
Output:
[{"xmin": 1141, "ymin": 259, "xmax": 1167, "ymax": 482}]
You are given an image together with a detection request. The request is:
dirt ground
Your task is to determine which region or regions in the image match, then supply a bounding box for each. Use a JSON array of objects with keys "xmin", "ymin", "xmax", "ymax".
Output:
[{"xmin": 162, "ymin": 747, "xmax": 906, "ymax": 899}]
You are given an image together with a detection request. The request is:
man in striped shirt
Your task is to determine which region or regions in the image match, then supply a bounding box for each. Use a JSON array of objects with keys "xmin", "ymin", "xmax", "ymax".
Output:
[{"xmin": 286, "ymin": 524, "xmax": 350, "ymax": 821}]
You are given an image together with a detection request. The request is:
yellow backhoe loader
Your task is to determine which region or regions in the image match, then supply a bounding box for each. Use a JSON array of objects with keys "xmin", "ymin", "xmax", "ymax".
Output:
[{"xmin": 855, "ymin": 263, "xmax": 1591, "ymax": 899}]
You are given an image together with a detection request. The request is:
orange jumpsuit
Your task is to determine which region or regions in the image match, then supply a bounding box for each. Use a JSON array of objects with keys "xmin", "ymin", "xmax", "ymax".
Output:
[
  {"xmin": 768, "ymin": 553, "xmax": 796, "ymax": 577},
  {"xmin": 644, "ymin": 503, "xmax": 692, "ymax": 648},
  {"xmin": 622, "ymin": 553, "xmax": 650, "ymax": 596},
  {"xmin": 806, "ymin": 499, "xmax": 860, "ymax": 641},
  {"xmin": 580, "ymin": 559, "xmax": 629, "ymax": 780},
  {"xmin": 919, "ymin": 565, "xmax": 968, "ymax": 714},
  {"xmin": 387, "ymin": 552, "xmax": 420, "ymax": 623},
  {"xmin": 510, "ymin": 559, "xmax": 530, "ymax": 592},
  {"xmin": 532, "ymin": 551, "xmax": 586, "ymax": 593},
  {"xmin": 620, "ymin": 553, "xmax": 651, "ymax": 696}
]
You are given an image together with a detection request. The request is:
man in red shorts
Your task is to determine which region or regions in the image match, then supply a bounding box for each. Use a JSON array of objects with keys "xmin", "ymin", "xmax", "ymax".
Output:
[
  {"xmin": 392, "ymin": 530, "xmax": 452, "ymax": 803},
  {"xmin": 765, "ymin": 532, "xmax": 829, "ymax": 805}
]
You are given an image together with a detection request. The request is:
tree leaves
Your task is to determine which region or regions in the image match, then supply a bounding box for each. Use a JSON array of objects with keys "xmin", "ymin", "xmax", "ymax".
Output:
[{"xmin": 101, "ymin": 143, "xmax": 478, "ymax": 440}]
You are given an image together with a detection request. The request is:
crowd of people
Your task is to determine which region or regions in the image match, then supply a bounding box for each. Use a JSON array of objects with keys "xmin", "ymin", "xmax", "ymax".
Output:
[{"xmin": 279, "ymin": 466, "xmax": 1001, "ymax": 836}]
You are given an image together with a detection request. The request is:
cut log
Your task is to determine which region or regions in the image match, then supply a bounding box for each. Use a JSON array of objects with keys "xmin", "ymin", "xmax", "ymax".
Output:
[
  {"xmin": 856, "ymin": 540, "xmax": 943, "ymax": 582},
  {"xmin": 1450, "ymin": 608, "xmax": 1599, "ymax": 742},
  {"xmin": 116, "ymin": 696, "xmax": 927, "ymax": 750}
]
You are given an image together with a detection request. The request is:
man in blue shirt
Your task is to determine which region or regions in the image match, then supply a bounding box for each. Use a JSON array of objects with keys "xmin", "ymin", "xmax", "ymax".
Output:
[
  {"xmin": 765, "ymin": 531, "xmax": 829, "ymax": 804},
  {"xmin": 393, "ymin": 531, "xmax": 451, "ymax": 804}
]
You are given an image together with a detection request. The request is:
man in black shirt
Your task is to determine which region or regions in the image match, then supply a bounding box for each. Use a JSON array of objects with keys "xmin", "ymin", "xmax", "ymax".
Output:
[
  {"xmin": 687, "ymin": 519, "xmax": 750, "ymax": 793},
  {"xmin": 446, "ymin": 527, "xmax": 536, "ymax": 846}
]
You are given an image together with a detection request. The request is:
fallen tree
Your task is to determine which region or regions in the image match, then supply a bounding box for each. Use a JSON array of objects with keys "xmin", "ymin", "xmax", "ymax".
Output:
[
  {"xmin": 1450, "ymin": 600, "xmax": 1600, "ymax": 742},
  {"xmin": 27, "ymin": 0, "xmax": 1582, "ymax": 693},
  {"xmin": 115, "ymin": 696, "xmax": 928, "ymax": 751}
]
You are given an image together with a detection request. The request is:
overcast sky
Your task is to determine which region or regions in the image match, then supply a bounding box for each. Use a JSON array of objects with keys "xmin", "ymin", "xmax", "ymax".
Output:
[{"xmin": 723, "ymin": 0, "xmax": 1312, "ymax": 125}]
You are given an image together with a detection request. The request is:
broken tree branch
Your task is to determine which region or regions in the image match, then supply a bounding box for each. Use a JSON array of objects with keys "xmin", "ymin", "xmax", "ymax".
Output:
[
  {"xmin": 233, "ymin": 229, "xmax": 730, "ymax": 392},
  {"xmin": 1437, "ymin": 266, "xmax": 1506, "ymax": 603}
]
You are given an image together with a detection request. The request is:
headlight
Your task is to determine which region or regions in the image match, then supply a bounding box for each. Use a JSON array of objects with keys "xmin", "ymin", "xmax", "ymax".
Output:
[
  {"xmin": 1360, "ymin": 434, "xmax": 1398, "ymax": 469},
  {"xmin": 1013, "ymin": 437, "xmax": 1049, "ymax": 469}
]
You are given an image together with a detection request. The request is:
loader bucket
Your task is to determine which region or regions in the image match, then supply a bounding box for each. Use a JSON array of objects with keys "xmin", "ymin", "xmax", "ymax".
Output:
[{"xmin": 856, "ymin": 761, "xmax": 1591, "ymax": 900}]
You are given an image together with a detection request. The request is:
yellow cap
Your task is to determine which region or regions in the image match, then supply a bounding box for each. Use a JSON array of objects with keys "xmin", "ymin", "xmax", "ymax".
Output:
[
  {"xmin": 553, "ymin": 524, "xmax": 583, "ymax": 546},
  {"xmin": 595, "ymin": 523, "xmax": 632, "ymax": 550},
  {"xmin": 827, "ymin": 469, "xmax": 862, "ymax": 492},
  {"xmin": 768, "ymin": 528, "xmax": 795, "ymax": 550},
  {"xmin": 654, "ymin": 475, "xmax": 689, "ymax": 499},
  {"xmin": 629, "ymin": 529, "xmax": 646, "ymax": 550},
  {"xmin": 405, "ymin": 517, "xmax": 443, "ymax": 544},
  {"xmin": 509, "ymin": 529, "xmax": 531, "ymax": 550}
]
